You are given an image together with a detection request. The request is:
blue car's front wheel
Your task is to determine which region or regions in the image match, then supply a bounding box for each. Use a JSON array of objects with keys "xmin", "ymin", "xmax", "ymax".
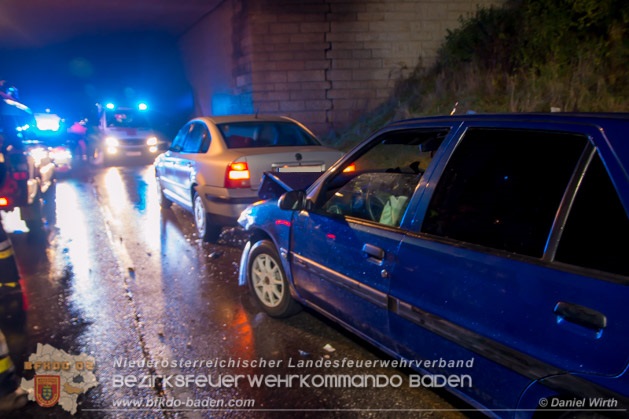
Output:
[{"xmin": 248, "ymin": 239, "xmax": 301, "ymax": 318}]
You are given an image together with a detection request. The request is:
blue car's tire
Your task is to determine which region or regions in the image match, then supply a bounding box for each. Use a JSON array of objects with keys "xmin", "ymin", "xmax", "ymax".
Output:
[{"xmin": 248, "ymin": 239, "xmax": 301, "ymax": 318}]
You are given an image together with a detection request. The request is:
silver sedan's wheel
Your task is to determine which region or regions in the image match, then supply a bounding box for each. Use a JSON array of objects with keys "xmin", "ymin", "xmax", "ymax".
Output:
[
  {"xmin": 247, "ymin": 240, "xmax": 301, "ymax": 317},
  {"xmin": 193, "ymin": 192, "xmax": 220, "ymax": 242},
  {"xmin": 193, "ymin": 193, "xmax": 205, "ymax": 232}
]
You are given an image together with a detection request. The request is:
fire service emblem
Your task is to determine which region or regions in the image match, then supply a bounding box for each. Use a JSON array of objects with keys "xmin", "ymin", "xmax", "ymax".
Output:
[{"xmin": 35, "ymin": 375, "xmax": 61, "ymax": 408}]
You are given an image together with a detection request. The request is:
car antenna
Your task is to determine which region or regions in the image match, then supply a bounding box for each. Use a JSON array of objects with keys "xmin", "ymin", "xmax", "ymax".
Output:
[{"xmin": 449, "ymin": 101, "xmax": 459, "ymax": 116}]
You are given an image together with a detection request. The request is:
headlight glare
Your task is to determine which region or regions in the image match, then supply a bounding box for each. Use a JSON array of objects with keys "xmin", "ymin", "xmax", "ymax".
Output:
[
  {"xmin": 50, "ymin": 147, "xmax": 72, "ymax": 161},
  {"xmin": 105, "ymin": 136, "xmax": 119, "ymax": 147},
  {"xmin": 29, "ymin": 147, "xmax": 49, "ymax": 164}
]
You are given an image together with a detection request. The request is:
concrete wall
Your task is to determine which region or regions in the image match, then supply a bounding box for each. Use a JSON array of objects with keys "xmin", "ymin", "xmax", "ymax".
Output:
[
  {"xmin": 179, "ymin": 0, "xmax": 245, "ymax": 116},
  {"xmin": 180, "ymin": 0, "xmax": 503, "ymax": 136}
]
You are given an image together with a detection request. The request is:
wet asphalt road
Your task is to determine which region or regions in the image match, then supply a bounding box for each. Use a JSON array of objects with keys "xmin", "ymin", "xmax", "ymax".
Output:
[{"xmin": 0, "ymin": 161, "xmax": 474, "ymax": 418}]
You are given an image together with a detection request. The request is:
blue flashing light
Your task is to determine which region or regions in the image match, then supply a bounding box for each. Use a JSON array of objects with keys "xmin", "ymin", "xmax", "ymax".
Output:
[
  {"xmin": 105, "ymin": 103, "xmax": 115, "ymax": 110},
  {"xmin": 35, "ymin": 113, "xmax": 61, "ymax": 131},
  {"xmin": 138, "ymin": 102, "xmax": 148, "ymax": 111}
]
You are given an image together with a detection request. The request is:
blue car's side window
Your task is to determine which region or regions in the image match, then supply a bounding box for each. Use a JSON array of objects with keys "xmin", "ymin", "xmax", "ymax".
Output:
[
  {"xmin": 421, "ymin": 128, "xmax": 588, "ymax": 258},
  {"xmin": 318, "ymin": 128, "xmax": 448, "ymax": 227},
  {"xmin": 555, "ymin": 153, "xmax": 629, "ymax": 277}
]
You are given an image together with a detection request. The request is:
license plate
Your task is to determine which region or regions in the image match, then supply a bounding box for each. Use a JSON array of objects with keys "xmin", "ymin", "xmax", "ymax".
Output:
[
  {"xmin": 126, "ymin": 151, "xmax": 142, "ymax": 157},
  {"xmin": 276, "ymin": 165, "xmax": 324, "ymax": 173}
]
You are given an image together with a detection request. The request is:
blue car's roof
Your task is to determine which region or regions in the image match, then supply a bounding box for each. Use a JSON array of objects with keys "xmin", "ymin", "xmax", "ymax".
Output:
[
  {"xmin": 393, "ymin": 112, "xmax": 629, "ymax": 125},
  {"xmin": 387, "ymin": 112, "xmax": 629, "ymax": 168}
]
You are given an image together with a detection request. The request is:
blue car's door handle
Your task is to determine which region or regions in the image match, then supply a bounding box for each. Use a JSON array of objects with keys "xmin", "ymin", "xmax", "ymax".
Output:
[
  {"xmin": 554, "ymin": 301, "xmax": 607, "ymax": 331},
  {"xmin": 362, "ymin": 244, "xmax": 384, "ymax": 265}
]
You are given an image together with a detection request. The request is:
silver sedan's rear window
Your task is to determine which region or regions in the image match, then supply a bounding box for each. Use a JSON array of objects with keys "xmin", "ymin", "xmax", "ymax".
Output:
[{"xmin": 217, "ymin": 121, "xmax": 319, "ymax": 148}]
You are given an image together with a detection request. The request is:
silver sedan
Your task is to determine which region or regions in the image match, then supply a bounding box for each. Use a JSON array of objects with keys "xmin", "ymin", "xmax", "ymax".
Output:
[{"xmin": 154, "ymin": 114, "xmax": 344, "ymax": 241}]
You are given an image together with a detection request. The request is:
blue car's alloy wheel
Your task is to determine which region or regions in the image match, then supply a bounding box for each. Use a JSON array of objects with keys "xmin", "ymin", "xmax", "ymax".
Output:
[{"xmin": 248, "ymin": 240, "xmax": 301, "ymax": 318}]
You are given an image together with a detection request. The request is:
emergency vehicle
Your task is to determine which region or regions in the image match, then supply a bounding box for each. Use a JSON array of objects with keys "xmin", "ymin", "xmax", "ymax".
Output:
[
  {"xmin": 90, "ymin": 102, "xmax": 165, "ymax": 164},
  {"xmin": 0, "ymin": 90, "xmax": 56, "ymax": 231}
]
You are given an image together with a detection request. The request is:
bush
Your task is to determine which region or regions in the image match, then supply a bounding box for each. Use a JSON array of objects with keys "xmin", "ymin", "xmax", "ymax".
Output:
[{"xmin": 324, "ymin": 0, "xmax": 629, "ymax": 146}]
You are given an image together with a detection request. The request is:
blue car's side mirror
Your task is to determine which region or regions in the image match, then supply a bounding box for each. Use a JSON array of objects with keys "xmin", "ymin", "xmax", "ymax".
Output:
[{"xmin": 278, "ymin": 190, "xmax": 307, "ymax": 211}]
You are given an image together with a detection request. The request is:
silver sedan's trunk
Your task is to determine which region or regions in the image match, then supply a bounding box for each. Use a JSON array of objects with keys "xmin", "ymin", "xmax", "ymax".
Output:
[{"xmin": 231, "ymin": 146, "xmax": 343, "ymax": 188}]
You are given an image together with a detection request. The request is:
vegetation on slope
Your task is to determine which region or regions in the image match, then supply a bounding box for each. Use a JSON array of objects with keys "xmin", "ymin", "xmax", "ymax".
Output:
[{"xmin": 326, "ymin": 0, "xmax": 629, "ymax": 150}]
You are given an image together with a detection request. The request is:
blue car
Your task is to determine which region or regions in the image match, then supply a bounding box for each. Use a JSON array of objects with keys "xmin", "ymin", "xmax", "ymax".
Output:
[{"xmin": 238, "ymin": 113, "xmax": 629, "ymax": 418}]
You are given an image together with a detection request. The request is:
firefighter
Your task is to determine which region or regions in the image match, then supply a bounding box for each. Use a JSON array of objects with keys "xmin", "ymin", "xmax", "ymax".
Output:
[
  {"xmin": 0, "ymin": 217, "xmax": 28, "ymax": 411},
  {"xmin": 0, "ymin": 225, "xmax": 19, "ymax": 285},
  {"xmin": 0, "ymin": 329, "xmax": 27, "ymax": 411}
]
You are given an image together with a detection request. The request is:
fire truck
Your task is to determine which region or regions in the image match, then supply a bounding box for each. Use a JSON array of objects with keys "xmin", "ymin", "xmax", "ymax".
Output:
[{"xmin": 0, "ymin": 88, "xmax": 56, "ymax": 231}]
